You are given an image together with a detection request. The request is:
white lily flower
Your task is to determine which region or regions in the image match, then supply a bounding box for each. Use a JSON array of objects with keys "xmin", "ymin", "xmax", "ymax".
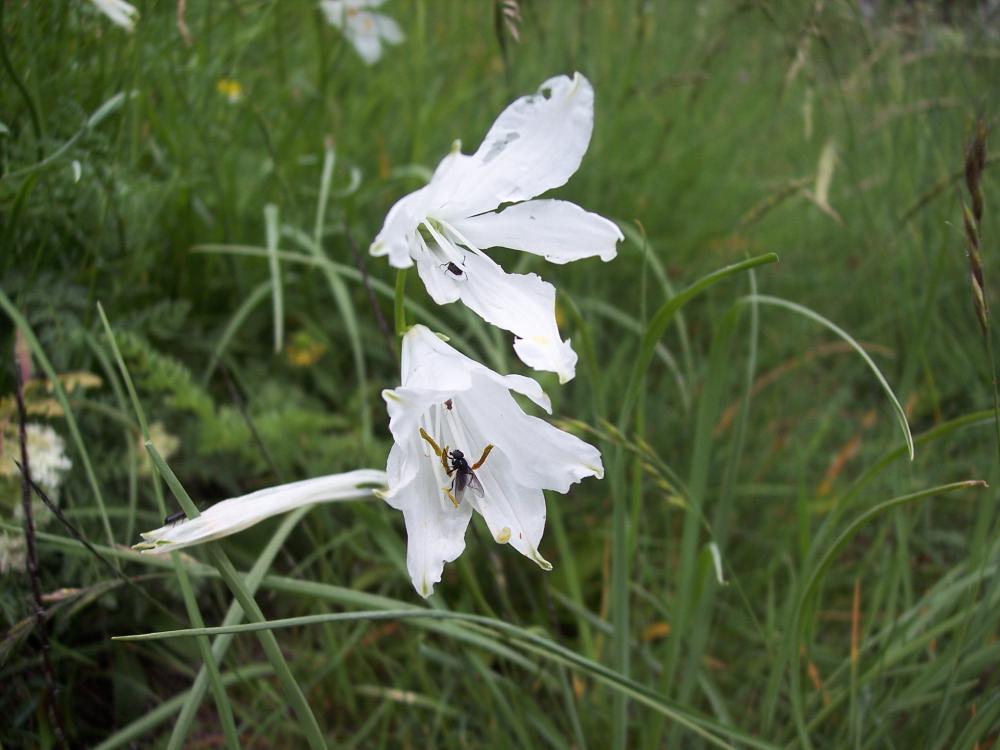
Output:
[
  {"xmin": 88, "ymin": 0, "xmax": 138, "ymax": 31},
  {"xmin": 380, "ymin": 325, "xmax": 604, "ymax": 598},
  {"xmin": 371, "ymin": 73, "xmax": 622, "ymax": 383},
  {"xmin": 133, "ymin": 469, "xmax": 387, "ymax": 553},
  {"xmin": 320, "ymin": 0, "xmax": 404, "ymax": 65}
]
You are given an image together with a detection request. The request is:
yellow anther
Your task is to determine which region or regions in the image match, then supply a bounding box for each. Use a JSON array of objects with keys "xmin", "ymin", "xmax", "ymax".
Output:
[{"xmin": 496, "ymin": 527, "xmax": 512, "ymax": 544}]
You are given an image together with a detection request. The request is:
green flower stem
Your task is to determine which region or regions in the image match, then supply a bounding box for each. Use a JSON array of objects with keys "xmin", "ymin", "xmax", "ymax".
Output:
[{"xmin": 394, "ymin": 268, "xmax": 408, "ymax": 335}]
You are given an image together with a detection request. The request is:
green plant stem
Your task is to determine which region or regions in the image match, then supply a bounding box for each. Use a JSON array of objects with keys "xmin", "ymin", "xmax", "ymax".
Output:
[
  {"xmin": 394, "ymin": 268, "xmax": 408, "ymax": 335},
  {"xmin": 97, "ymin": 303, "xmax": 240, "ymax": 750},
  {"xmin": 147, "ymin": 446, "xmax": 329, "ymax": 750}
]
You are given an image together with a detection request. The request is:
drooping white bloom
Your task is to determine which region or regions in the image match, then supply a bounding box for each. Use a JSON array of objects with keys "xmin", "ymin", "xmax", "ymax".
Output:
[
  {"xmin": 371, "ymin": 73, "xmax": 622, "ymax": 383},
  {"xmin": 380, "ymin": 325, "xmax": 604, "ymax": 597},
  {"xmin": 320, "ymin": 0, "xmax": 404, "ymax": 65},
  {"xmin": 88, "ymin": 0, "xmax": 138, "ymax": 31},
  {"xmin": 133, "ymin": 469, "xmax": 387, "ymax": 553}
]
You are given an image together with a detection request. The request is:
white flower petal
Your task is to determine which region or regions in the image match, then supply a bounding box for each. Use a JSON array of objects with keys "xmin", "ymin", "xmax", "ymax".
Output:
[
  {"xmin": 470, "ymin": 449, "xmax": 550, "ymax": 569},
  {"xmin": 374, "ymin": 13, "xmax": 404, "ymax": 44},
  {"xmin": 319, "ymin": 0, "xmax": 346, "ymax": 26},
  {"xmin": 401, "ymin": 324, "xmax": 551, "ymax": 412},
  {"xmin": 440, "ymin": 73, "xmax": 595, "ymax": 219},
  {"xmin": 370, "ymin": 191, "xmax": 424, "ymax": 268},
  {"xmin": 134, "ymin": 469, "xmax": 386, "ymax": 553},
  {"xmin": 452, "ymin": 199, "xmax": 622, "ymax": 264},
  {"xmin": 415, "ymin": 252, "xmax": 462, "ymax": 304},
  {"xmin": 391, "ymin": 452, "xmax": 474, "ymax": 597},
  {"xmin": 90, "ymin": 0, "xmax": 138, "ymax": 30},
  {"xmin": 347, "ymin": 18, "xmax": 384, "ymax": 64},
  {"xmin": 461, "ymin": 375, "xmax": 604, "ymax": 493},
  {"xmin": 451, "ymin": 253, "xmax": 577, "ymax": 382}
]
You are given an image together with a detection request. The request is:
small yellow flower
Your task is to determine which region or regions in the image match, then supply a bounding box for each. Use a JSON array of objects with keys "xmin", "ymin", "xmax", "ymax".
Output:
[
  {"xmin": 216, "ymin": 79, "xmax": 244, "ymax": 104},
  {"xmin": 285, "ymin": 330, "xmax": 327, "ymax": 368}
]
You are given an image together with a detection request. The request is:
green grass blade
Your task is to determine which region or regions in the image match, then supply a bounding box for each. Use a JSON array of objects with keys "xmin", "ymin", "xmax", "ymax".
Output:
[
  {"xmin": 167, "ymin": 505, "xmax": 312, "ymax": 749},
  {"xmin": 619, "ymin": 253, "xmax": 779, "ymax": 429},
  {"xmin": 146, "ymin": 446, "xmax": 329, "ymax": 750},
  {"xmin": 265, "ymin": 203, "xmax": 284, "ymax": 354},
  {"xmin": 309, "ymin": 143, "xmax": 371, "ymax": 451},
  {"xmin": 114, "ymin": 609, "xmax": 781, "ymax": 750},
  {"xmin": 97, "ymin": 303, "xmax": 241, "ymax": 750},
  {"xmin": 201, "ymin": 279, "xmax": 273, "ymax": 385},
  {"xmin": 91, "ymin": 664, "xmax": 272, "ymax": 750},
  {"xmin": 788, "ymin": 480, "xmax": 986, "ymax": 749},
  {"xmin": 743, "ymin": 294, "xmax": 915, "ymax": 460}
]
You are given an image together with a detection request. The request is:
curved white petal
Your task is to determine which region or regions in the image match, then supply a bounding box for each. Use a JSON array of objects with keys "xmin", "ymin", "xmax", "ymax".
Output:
[
  {"xmin": 415, "ymin": 253, "xmax": 463, "ymax": 305},
  {"xmin": 319, "ymin": 0, "xmax": 346, "ymax": 26},
  {"xmin": 461, "ymin": 376, "xmax": 604, "ymax": 493},
  {"xmin": 91, "ymin": 0, "xmax": 138, "ymax": 30},
  {"xmin": 346, "ymin": 17, "xmax": 384, "ymax": 64},
  {"xmin": 391, "ymin": 448, "xmax": 474, "ymax": 597},
  {"xmin": 134, "ymin": 469, "xmax": 387, "ymax": 553},
  {"xmin": 452, "ymin": 199, "xmax": 622, "ymax": 264},
  {"xmin": 452, "ymin": 253, "xmax": 576, "ymax": 382},
  {"xmin": 374, "ymin": 14, "xmax": 404, "ymax": 44},
  {"xmin": 370, "ymin": 190, "xmax": 425, "ymax": 268},
  {"xmin": 468, "ymin": 449, "xmax": 551, "ymax": 569},
  {"xmin": 401, "ymin": 324, "xmax": 551, "ymax": 412},
  {"xmin": 438, "ymin": 73, "xmax": 595, "ymax": 219}
]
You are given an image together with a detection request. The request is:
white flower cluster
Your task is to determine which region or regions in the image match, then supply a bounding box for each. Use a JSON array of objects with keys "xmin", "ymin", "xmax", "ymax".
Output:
[
  {"xmin": 1, "ymin": 423, "xmax": 73, "ymax": 574},
  {"xmin": 372, "ymin": 74, "xmax": 617, "ymax": 596},
  {"xmin": 137, "ymin": 73, "xmax": 617, "ymax": 599}
]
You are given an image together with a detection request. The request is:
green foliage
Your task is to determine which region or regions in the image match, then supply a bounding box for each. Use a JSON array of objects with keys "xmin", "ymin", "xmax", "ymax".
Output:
[{"xmin": 1, "ymin": 0, "xmax": 998, "ymax": 748}]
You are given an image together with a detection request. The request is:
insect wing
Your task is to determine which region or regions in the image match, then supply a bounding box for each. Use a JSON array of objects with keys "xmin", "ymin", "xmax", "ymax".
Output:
[
  {"xmin": 452, "ymin": 470, "xmax": 485, "ymax": 502},
  {"xmin": 466, "ymin": 470, "xmax": 485, "ymax": 499}
]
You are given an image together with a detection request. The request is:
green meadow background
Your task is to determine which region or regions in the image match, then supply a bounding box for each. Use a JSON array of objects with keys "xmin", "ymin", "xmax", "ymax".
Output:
[{"xmin": 2, "ymin": 0, "xmax": 999, "ymax": 747}]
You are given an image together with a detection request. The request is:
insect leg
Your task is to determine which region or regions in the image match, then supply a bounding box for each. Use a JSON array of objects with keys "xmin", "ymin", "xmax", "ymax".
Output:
[{"xmin": 471, "ymin": 444, "xmax": 494, "ymax": 470}]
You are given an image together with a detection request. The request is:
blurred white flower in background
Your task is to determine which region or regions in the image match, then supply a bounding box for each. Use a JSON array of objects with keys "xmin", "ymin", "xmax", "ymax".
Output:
[
  {"xmin": 380, "ymin": 325, "xmax": 604, "ymax": 597},
  {"xmin": 371, "ymin": 73, "xmax": 622, "ymax": 383},
  {"xmin": 320, "ymin": 0, "xmax": 404, "ymax": 65},
  {"xmin": 0, "ymin": 423, "xmax": 73, "ymax": 574},
  {"xmin": 1, "ymin": 423, "xmax": 72, "ymax": 497},
  {"xmin": 137, "ymin": 421, "xmax": 180, "ymax": 477},
  {"xmin": 88, "ymin": 0, "xmax": 138, "ymax": 31}
]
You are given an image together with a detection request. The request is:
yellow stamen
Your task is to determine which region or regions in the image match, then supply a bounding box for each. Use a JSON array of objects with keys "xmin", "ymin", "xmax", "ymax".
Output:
[
  {"xmin": 419, "ymin": 427, "xmax": 444, "ymax": 457},
  {"xmin": 472, "ymin": 443, "xmax": 494, "ymax": 470}
]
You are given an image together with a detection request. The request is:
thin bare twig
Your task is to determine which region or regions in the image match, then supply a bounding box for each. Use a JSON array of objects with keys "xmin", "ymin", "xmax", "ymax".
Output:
[
  {"xmin": 345, "ymin": 225, "xmax": 397, "ymax": 362},
  {"xmin": 13, "ymin": 347, "xmax": 67, "ymax": 748},
  {"xmin": 16, "ymin": 462, "xmax": 184, "ymax": 626}
]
